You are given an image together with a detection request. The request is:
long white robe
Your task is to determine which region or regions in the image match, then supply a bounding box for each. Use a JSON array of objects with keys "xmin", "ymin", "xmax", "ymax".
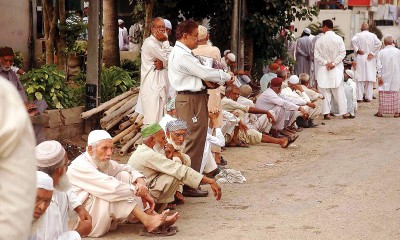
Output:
[
  {"xmin": 137, "ymin": 35, "xmax": 172, "ymax": 124},
  {"xmin": 376, "ymin": 45, "xmax": 400, "ymax": 92},
  {"xmin": 314, "ymin": 30, "xmax": 347, "ymax": 115},
  {"xmin": 67, "ymin": 153, "xmax": 144, "ymax": 237},
  {"xmin": 295, "ymin": 35, "xmax": 314, "ymax": 76},
  {"xmin": 201, "ymin": 128, "xmax": 224, "ymax": 174},
  {"xmin": 310, "ymin": 33, "xmax": 324, "ymax": 87}
]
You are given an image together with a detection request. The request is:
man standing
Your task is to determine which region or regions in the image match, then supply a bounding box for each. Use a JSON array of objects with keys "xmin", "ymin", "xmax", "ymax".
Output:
[
  {"xmin": 314, "ymin": 19, "xmax": 350, "ymax": 120},
  {"xmin": 128, "ymin": 122, "xmax": 222, "ymax": 208},
  {"xmin": 137, "ymin": 17, "xmax": 172, "ymax": 124},
  {"xmin": 67, "ymin": 130, "xmax": 179, "ymax": 237},
  {"xmin": 295, "ymin": 28, "xmax": 313, "ymax": 76},
  {"xmin": 351, "ymin": 22, "xmax": 382, "ymax": 102},
  {"xmin": 35, "ymin": 140, "xmax": 92, "ymax": 239},
  {"xmin": 375, "ymin": 35, "xmax": 400, "ymax": 117},
  {"xmin": 118, "ymin": 19, "xmax": 129, "ymax": 51},
  {"xmin": 0, "ymin": 46, "xmax": 48, "ymax": 143},
  {"xmin": 168, "ymin": 20, "xmax": 232, "ymax": 173}
]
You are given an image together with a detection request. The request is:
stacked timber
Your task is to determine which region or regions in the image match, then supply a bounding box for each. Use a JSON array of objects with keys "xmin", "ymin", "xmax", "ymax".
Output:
[{"xmin": 80, "ymin": 87, "xmax": 144, "ymax": 156}]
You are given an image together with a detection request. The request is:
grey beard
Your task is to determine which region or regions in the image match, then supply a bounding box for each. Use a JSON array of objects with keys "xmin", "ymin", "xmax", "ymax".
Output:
[
  {"xmin": 166, "ymin": 137, "xmax": 186, "ymax": 152},
  {"xmin": 55, "ymin": 173, "xmax": 72, "ymax": 192},
  {"xmin": 1, "ymin": 65, "xmax": 10, "ymax": 71},
  {"xmin": 31, "ymin": 214, "xmax": 45, "ymax": 236},
  {"xmin": 92, "ymin": 154, "xmax": 111, "ymax": 173},
  {"xmin": 153, "ymin": 142, "xmax": 166, "ymax": 155}
]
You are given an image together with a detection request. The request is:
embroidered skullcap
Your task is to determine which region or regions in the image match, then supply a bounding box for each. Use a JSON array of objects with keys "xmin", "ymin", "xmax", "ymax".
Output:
[
  {"xmin": 288, "ymin": 75, "xmax": 300, "ymax": 84},
  {"xmin": 141, "ymin": 123, "xmax": 163, "ymax": 138},
  {"xmin": 269, "ymin": 63, "xmax": 280, "ymax": 71},
  {"xmin": 35, "ymin": 140, "xmax": 66, "ymax": 167},
  {"xmin": 198, "ymin": 25, "xmax": 208, "ymax": 40},
  {"xmin": 345, "ymin": 69, "xmax": 354, "ymax": 79},
  {"xmin": 165, "ymin": 119, "xmax": 188, "ymax": 132},
  {"xmin": 166, "ymin": 98, "xmax": 176, "ymax": 112},
  {"xmin": 0, "ymin": 47, "xmax": 14, "ymax": 57},
  {"xmin": 164, "ymin": 19, "xmax": 172, "ymax": 30},
  {"xmin": 270, "ymin": 77, "xmax": 283, "ymax": 88},
  {"xmin": 227, "ymin": 53, "xmax": 236, "ymax": 62},
  {"xmin": 118, "ymin": 19, "xmax": 124, "ymax": 25},
  {"xmin": 223, "ymin": 49, "xmax": 230, "ymax": 56},
  {"xmin": 87, "ymin": 130, "xmax": 112, "ymax": 145},
  {"xmin": 303, "ymin": 28, "xmax": 311, "ymax": 34},
  {"xmin": 36, "ymin": 171, "xmax": 54, "ymax": 191},
  {"xmin": 83, "ymin": 1, "xmax": 89, "ymax": 8}
]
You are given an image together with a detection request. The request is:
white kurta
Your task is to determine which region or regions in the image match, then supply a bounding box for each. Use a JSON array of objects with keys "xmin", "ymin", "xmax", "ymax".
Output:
[
  {"xmin": 310, "ymin": 33, "xmax": 324, "ymax": 87},
  {"xmin": 201, "ymin": 128, "xmax": 225, "ymax": 174},
  {"xmin": 376, "ymin": 45, "xmax": 400, "ymax": 92},
  {"xmin": 137, "ymin": 35, "xmax": 172, "ymax": 124},
  {"xmin": 351, "ymin": 30, "xmax": 381, "ymax": 82},
  {"xmin": 295, "ymin": 35, "xmax": 314, "ymax": 76},
  {"xmin": 118, "ymin": 27, "xmax": 129, "ymax": 51},
  {"xmin": 67, "ymin": 153, "xmax": 144, "ymax": 237}
]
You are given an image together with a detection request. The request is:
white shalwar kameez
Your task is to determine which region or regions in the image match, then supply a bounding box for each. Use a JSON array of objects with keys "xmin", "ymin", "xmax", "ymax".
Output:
[
  {"xmin": 351, "ymin": 30, "xmax": 382, "ymax": 101},
  {"xmin": 314, "ymin": 30, "xmax": 348, "ymax": 115}
]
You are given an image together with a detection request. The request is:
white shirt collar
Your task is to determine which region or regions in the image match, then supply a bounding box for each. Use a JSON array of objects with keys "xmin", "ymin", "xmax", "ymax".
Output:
[{"xmin": 176, "ymin": 41, "xmax": 192, "ymax": 53}]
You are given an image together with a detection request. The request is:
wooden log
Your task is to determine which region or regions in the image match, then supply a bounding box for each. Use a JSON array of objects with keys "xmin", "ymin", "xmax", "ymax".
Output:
[
  {"xmin": 103, "ymin": 95, "xmax": 136, "ymax": 117},
  {"xmin": 113, "ymin": 129, "xmax": 123, "ymax": 136},
  {"xmin": 119, "ymin": 119, "xmax": 134, "ymax": 130},
  {"xmin": 112, "ymin": 122, "xmax": 141, "ymax": 143},
  {"xmin": 119, "ymin": 132, "xmax": 141, "ymax": 156},
  {"xmin": 102, "ymin": 107, "xmax": 135, "ymax": 131},
  {"xmin": 120, "ymin": 129, "xmax": 137, "ymax": 145},
  {"xmin": 129, "ymin": 112, "xmax": 139, "ymax": 122},
  {"xmin": 134, "ymin": 114, "xmax": 144, "ymax": 125},
  {"xmin": 134, "ymin": 136, "xmax": 143, "ymax": 148},
  {"xmin": 100, "ymin": 97, "xmax": 136, "ymax": 124},
  {"xmin": 81, "ymin": 89, "xmax": 135, "ymax": 119}
]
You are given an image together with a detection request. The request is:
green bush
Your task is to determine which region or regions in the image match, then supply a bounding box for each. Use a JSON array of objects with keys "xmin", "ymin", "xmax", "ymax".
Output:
[
  {"xmin": 121, "ymin": 58, "xmax": 141, "ymax": 83},
  {"xmin": 21, "ymin": 65, "xmax": 79, "ymax": 109},
  {"xmin": 100, "ymin": 66, "xmax": 136, "ymax": 102}
]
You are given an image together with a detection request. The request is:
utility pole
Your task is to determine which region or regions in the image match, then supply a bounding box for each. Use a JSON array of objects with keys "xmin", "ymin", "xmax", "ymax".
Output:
[{"xmin": 231, "ymin": 0, "xmax": 239, "ymax": 60}]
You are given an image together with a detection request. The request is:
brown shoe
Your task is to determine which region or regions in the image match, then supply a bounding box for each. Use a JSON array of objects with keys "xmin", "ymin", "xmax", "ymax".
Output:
[
  {"xmin": 324, "ymin": 114, "xmax": 331, "ymax": 120},
  {"xmin": 342, "ymin": 113, "xmax": 351, "ymax": 119},
  {"xmin": 182, "ymin": 186, "xmax": 208, "ymax": 197}
]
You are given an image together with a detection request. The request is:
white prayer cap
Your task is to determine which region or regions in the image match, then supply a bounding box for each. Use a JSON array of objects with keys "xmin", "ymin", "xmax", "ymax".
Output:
[
  {"xmin": 227, "ymin": 53, "xmax": 236, "ymax": 62},
  {"xmin": 164, "ymin": 19, "xmax": 172, "ymax": 30},
  {"xmin": 36, "ymin": 171, "xmax": 54, "ymax": 191},
  {"xmin": 88, "ymin": 130, "xmax": 112, "ymax": 145},
  {"xmin": 84, "ymin": 1, "xmax": 89, "ymax": 8},
  {"xmin": 36, "ymin": 141, "xmax": 66, "ymax": 168},
  {"xmin": 223, "ymin": 49, "xmax": 230, "ymax": 56},
  {"xmin": 290, "ymin": 22, "xmax": 295, "ymax": 26},
  {"xmin": 166, "ymin": 119, "xmax": 188, "ymax": 132},
  {"xmin": 345, "ymin": 69, "xmax": 354, "ymax": 79},
  {"xmin": 118, "ymin": 19, "xmax": 124, "ymax": 25},
  {"xmin": 288, "ymin": 75, "xmax": 300, "ymax": 84},
  {"xmin": 198, "ymin": 25, "xmax": 208, "ymax": 40},
  {"xmin": 303, "ymin": 28, "xmax": 311, "ymax": 34}
]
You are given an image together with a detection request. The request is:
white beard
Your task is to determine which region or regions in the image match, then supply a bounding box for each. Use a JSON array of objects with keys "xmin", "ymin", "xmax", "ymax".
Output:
[
  {"xmin": 91, "ymin": 153, "xmax": 111, "ymax": 173},
  {"xmin": 1, "ymin": 65, "xmax": 10, "ymax": 71},
  {"xmin": 55, "ymin": 173, "xmax": 72, "ymax": 192},
  {"xmin": 30, "ymin": 214, "xmax": 45, "ymax": 237},
  {"xmin": 166, "ymin": 137, "xmax": 186, "ymax": 152},
  {"xmin": 153, "ymin": 142, "xmax": 166, "ymax": 155}
]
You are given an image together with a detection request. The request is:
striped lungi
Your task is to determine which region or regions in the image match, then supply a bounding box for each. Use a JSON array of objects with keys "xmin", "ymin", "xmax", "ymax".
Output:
[{"xmin": 378, "ymin": 91, "xmax": 399, "ymax": 114}]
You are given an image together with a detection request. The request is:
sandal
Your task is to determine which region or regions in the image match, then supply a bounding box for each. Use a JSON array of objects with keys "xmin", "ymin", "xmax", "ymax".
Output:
[
  {"xmin": 226, "ymin": 140, "xmax": 249, "ymax": 148},
  {"xmin": 324, "ymin": 114, "xmax": 331, "ymax": 120},
  {"xmin": 139, "ymin": 226, "xmax": 177, "ymax": 236},
  {"xmin": 394, "ymin": 113, "xmax": 400, "ymax": 118},
  {"xmin": 374, "ymin": 113, "xmax": 383, "ymax": 117}
]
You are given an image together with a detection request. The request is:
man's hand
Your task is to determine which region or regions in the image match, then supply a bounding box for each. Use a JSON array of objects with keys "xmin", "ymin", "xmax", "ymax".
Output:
[
  {"xmin": 299, "ymin": 107, "xmax": 309, "ymax": 119},
  {"xmin": 75, "ymin": 205, "xmax": 92, "ymax": 222},
  {"xmin": 134, "ymin": 178, "xmax": 149, "ymax": 197},
  {"xmin": 154, "ymin": 59, "xmax": 163, "ymax": 70},
  {"xmin": 306, "ymin": 102, "xmax": 316, "ymax": 109},
  {"xmin": 266, "ymin": 111, "xmax": 275, "ymax": 124},
  {"xmin": 208, "ymin": 109, "xmax": 220, "ymax": 128},
  {"xmin": 154, "ymin": 29, "xmax": 168, "ymax": 41},
  {"xmin": 326, "ymin": 63, "xmax": 335, "ymax": 70},
  {"xmin": 74, "ymin": 205, "xmax": 92, "ymax": 236},
  {"xmin": 238, "ymin": 120, "xmax": 248, "ymax": 132},
  {"xmin": 209, "ymin": 179, "xmax": 222, "ymax": 200},
  {"xmin": 294, "ymin": 85, "xmax": 304, "ymax": 92},
  {"xmin": 25, "ymin": 102, "xmax": 39, "ymax": 116},
  {"xmin": 367, "ymin": 53, "xmax": 374, "ymax": 61},
  {"xmin": 378, "ymin": 77, "xmax": 383, "ymax": 86},
  {"xmin": 357, "ymin": 49, "xmax": 365, "ymax": 55},
  {"xmin": 164, "ymin": 143, "xmax": 175, "ymax": 160},
  {"xmin": 141, "ymin": 192, "xmax": 155, "ymax": 213}
]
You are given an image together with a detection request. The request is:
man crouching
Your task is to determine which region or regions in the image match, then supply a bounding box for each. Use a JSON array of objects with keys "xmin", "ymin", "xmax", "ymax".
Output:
[{"xmin": 128, "ymin": 120, "xmax": 222, "ymax": 212}]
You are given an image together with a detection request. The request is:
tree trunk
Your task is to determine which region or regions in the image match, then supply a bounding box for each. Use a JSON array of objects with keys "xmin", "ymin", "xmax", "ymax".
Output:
[
  {"xmin": 143, "ymin": 0, "xmax": 155, "ymax": 39},
  {"xmin": 57, "ymin": 0, "xmax": 67, "ymax": 69},
  {"xmin": 102, "ymin": 0, "xmax": 120, "ymax": 67},
  {"xmin": 43, "ymin": 0, "xmax": 55, "ymax": 64}
]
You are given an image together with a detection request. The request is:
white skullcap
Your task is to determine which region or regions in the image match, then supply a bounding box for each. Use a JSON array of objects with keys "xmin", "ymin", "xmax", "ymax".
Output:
[
  {"xmin": 36, "ymin": 171, "xmax": 54, "ymax": 191},
  {"xmin": 290, "ymin": 22, "xmax": 295, "ymax": 26},
  {"xmin": 118, "ymin": 19, "xmax": 124, "ymax": 25},
  {"xmin": 198, "ymin": 25, "xmax": 208, "ymax": 40},
  {"xmin": 88, "ymin": 130, "xmax": 112, "ymax": 145},
  {"xmin": 223, "ymin": 50, "xmax": 230, "ymax": 56},
  {"xmin": 84, "ymin": 1, "xmax": 89, "ymax": 8},
  {"xmin": 345, "ymin": 69, "xmax": 354, "ymax": 79},
  {"xmin": 303, "ymin": 28, "xmax": 311, "ymax": 34},
  {"xmin": 227, "ymin": 53, "xmax": 236, "ymax": 62},
  {"xmin": 288, "ymin": 75, "xmax": 300, "ymax": 84},
  {"xmin": 164, "ymin": 19, "xmax": 172, "ymax": 30},
  {"xmin": 36, "ymin": 141, "xmax": 66, "ymax": 168}
]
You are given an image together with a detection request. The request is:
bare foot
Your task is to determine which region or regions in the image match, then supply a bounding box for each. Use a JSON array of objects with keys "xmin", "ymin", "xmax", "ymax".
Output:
[
  {"xmin": 280, "ymin": 137, "xmax": 289, "ymax": 148},
  {"xmin": 164, "ymin": 212, "xmax": 180, "ymax": 226},
  {"xmin": 144, "ymin": 209, "xmax": 169, "ymax": 233}
]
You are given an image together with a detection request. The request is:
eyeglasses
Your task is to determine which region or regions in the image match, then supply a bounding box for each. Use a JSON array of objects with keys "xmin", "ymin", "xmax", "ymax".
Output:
[
  {"xmin": 173, "ymin": 133, "xmax": 187, "ymax": 138},
  {"xmin": 153, "ymin": 26, "xmax": 166, "ymax": 30}
]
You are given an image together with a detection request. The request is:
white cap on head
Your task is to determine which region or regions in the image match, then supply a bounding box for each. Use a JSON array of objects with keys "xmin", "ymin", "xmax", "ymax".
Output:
[
  {"xmin": 288, "ymin": 75, "xmax": 300, "ymax": 84},
  {"xmin": 118, "ymin": 19, "xmax": 124, "ymax": 25},
  {"xmin": 345, "ymin": 69, "xmax": 354, "ymax": 79},
  {"xmin": 36, "ymin": 171, "xmax": 54, "ymax": 191},
  {"xmin": 227, "ymin": 53, "xmax": 236, "ymax": 62},
  {"xmin": 88, "ymin": 130, "xmax": 112, "ymax": 145},
  {"xmin": 164, "ymin": 19, "xmax": 172, "ymax": 30},
  {"xmin": 84, "ymin": 1, "xmax": 89, "ymax": 8},
  {"xmin": 223, "ymin": 49, "xmax": 230, "ymax": 56},
  {"xmin": 303, "ymin": 28, "xmax": 311, "ymax": 34},
  {"xmin": 198, "ymin": 25, "xmax": 208, "ymax": 40},
  {"xmin": 36, "ymin": 140, "xmax": 66, "ymax": 168}
]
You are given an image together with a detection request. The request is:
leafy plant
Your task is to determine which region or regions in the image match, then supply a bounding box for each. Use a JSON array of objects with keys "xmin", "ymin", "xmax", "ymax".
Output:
[
  {"xmin": 100, "ymin": 66, "xmax": 136, "ymax": 102},
  {"xmin": 21, "ymin": 65, "xmax": 77, "ymax": 109},
  {"xmin": 308, "ymin": 22, "xmax": 345, "ymax": 38},
  {"xmin": 121, "ymin": 58, "xmax": 141, "ymax": 83},
  {"xmin": 59, "ymin": 14, "xmax": 87, "ymax": 56}
]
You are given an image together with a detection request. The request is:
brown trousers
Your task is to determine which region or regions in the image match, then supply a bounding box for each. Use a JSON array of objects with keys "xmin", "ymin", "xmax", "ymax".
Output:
[{"xmin": 175, "ymin": 92, "xmax": 208, "ymax": 172}]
